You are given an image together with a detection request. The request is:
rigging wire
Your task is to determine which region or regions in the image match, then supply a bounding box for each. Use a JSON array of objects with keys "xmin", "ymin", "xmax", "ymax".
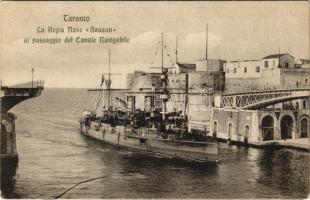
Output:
[
  {"xmin": 54, "ymin": 176, "xmax": 106, "ymax": 199},
  {"xmin": 150, "ymin": 40, "xmax": 161, "ymax": 67},
  {"xmin": 150, "ymin": 37, "xmax": 175, "ymax": 68}
]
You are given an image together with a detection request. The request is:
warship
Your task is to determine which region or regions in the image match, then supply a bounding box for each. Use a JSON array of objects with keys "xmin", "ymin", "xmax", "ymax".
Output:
[{"xmin": 80, "ymin": 34, "xmax": 219, "ymax": 163}]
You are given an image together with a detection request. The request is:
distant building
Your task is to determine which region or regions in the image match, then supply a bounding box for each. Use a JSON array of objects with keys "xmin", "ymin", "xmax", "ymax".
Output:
[
  {"xmin": 171, "ymin": 62, "xmax": 196, "ymax": 74},
  {"xmin": 295, "ymin": 59, "xmax": 310, "ymax": 68},
  {"xmin": 262, "ymin": 53, "xmax": 295, "ymax": 69},
  {"xmin": 224, "ymin": 53, "xmax": 309, "ymax": 92},
  {"xmin": 224, "ymin": 53, "xmax": 295, "ymax": 79},
  {"xmin": 171, "ymin": 59, "xmax": 225, "ymax": 74},
  {"xmin": 195, "ymin": 59, "xmax": 225, "ymax": 72},
  {"xmin": 168, "ymin": 71, "xmax": 225, "ymax": 92},
  {"xmin": 224, "ymin": 59, "xmax": 262, "ymax": 79}
]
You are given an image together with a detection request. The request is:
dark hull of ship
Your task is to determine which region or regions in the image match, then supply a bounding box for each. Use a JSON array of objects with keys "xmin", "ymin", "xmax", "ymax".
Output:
[{"xmin": 80, "ymin": 122, "xmax": 219, "ymax": 163}]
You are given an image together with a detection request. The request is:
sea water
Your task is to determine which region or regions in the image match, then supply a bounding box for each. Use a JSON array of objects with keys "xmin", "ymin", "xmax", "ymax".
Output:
[{"xmin": 2, "ymin": 88, "xmax": 309, "ymax": 199}]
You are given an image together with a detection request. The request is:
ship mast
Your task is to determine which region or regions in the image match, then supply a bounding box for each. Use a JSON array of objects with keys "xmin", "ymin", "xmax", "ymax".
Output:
[
  {"xmin": 175, "ymin": 36, "xmax": 178, "ymax": 63},
  {"xmin": 160, "ymin": 32, "xmax": 169, "ymax": 121},
  {"xmin": 149, "ymin": 33, "xmax": 170, "ymax": 121},
  {"xmin": 102, "ymin": 49, "xmax": 121, "ymax": 111},
  {"xmin": 104, "ymin": 48, "xmax": 113, "ymax": 111},
  {"xmin": 184, "ymin": 73, "xmax": 189, "ymax": 118},
  {"xmin": 108, "ymin": 49, "xmax": 111, "ymax": 109},
  {"xmin": 206, "ymin": 24, "xmax": 208, "ymax": 60}
]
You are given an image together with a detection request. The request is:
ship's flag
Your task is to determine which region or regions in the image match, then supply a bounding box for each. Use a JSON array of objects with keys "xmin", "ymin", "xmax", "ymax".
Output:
[{"xmin": 101, "ymin": 74, "xmax": 105, "ymax": 86}]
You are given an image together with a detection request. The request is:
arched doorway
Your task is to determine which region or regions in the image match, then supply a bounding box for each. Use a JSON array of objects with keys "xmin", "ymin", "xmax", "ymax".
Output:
[
  {"xmin": 300, "ymin": 118, "xmax": 308, "ymax": 138},
  {"xmin": 213, "ymin": 121, "xmax": 218, "ymax": 138},
  {"xmin": 280, "ymin": 115, "xmax": 293, "ymax": 139},
  {"xmin": 244, "ymin": 125, "xmax": 250, "ymax": 143},
  {"xmin": 228, "ymin": 123, "xmax": 232, "ymax": 139},
  {"xmin": 262, "ymin": 115, "xmax": 274, "ymax": 141}
]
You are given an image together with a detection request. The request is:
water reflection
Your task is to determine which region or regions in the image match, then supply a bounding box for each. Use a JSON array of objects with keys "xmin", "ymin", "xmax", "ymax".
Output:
[
  {"xmin": 3, "ymin": 89, "xmax": 309, "ymax": 199},
  {"xmin": 1, "ymin": 156, "xmax": 19, "ymax": 198},
  {"xmin": 256, "ymin": 148, "xmax": 309, "ymax": 196},
  {"xmin": 80, "ymin": 138, "xmax": 220, "ymax": 199}
]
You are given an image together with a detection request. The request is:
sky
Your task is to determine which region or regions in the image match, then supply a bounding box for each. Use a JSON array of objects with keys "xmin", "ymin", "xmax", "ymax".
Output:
[{"xmin": 0, "ymin": 1, "xmax": 309, "ymax": 88}]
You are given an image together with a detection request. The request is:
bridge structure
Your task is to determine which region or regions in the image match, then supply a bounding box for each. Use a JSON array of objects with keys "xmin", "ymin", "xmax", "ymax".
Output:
[
  {"xmin": 1, "ymin": 80, "xmax": 44, "ymax": 113},
  {"xmin": 211, "ymin": 87, "xmax": 310, "ymax": 148},
  {"xmin": 1, "ymin": 80, "xmax": 44, "ymax": 162},
  {"xmin": 219, "ymin": 88, "xmax": 310, "ymax": 110}
]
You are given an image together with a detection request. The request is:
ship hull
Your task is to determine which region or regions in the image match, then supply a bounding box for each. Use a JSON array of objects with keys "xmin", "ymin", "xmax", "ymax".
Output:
[{"xmin": 80, "ymin": 122, "xmax": 219, "ymax": 163}]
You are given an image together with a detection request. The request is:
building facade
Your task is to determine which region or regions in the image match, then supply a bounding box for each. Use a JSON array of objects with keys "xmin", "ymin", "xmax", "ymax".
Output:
[
  {"xmin": 210, "ymin": 106, "xmax": 310, "ymax": 143},
  {"xmin": 103, "ymin": 52, "xmax": 309, "ymax": 142},
  {"xmin": 224, "ymin": 53, "xmax": 309, "ymax": 93}
]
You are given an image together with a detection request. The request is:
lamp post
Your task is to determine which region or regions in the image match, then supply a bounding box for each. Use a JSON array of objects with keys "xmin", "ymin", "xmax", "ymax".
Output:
[
  {"xmin": 208, "ymin": 88, "xmax": 213, "ymax": 111},
  {"xmin": 208, "ymin": 87, "xmax": 213, "ymax": 135},
  {"xmin": 31, "ymin": 68, "xmax": 34, "ymax": 88}
]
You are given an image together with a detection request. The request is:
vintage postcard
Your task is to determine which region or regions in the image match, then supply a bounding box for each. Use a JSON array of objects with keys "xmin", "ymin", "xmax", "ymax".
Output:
[{"xmin": 0, "ymin": 1, "xmax": 309, "ymax": 199}]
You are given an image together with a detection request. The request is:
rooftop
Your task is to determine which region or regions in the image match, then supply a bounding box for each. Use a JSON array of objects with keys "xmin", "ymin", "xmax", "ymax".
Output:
[
  {"xmin": 230, "ymin": 59, "xmax": 261, "ymax": 63},
  {"xmin": 176, "ymin": 62, "xmax": 196, "ymax": 69},
  {"xmin": 263, "ymin": 53, "xmax": 294, "ymax": 59}
]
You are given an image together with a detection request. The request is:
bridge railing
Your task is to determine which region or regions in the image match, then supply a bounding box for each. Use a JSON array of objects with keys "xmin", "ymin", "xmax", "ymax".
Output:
[
  {"xmin": 221, "ymin": 88, "xmax": 310, "ymax": 109},
  {"xmin": 280, "ymin": 68, "xmax": 310, "ymax": 75},
  {"xmin": 222, "ymin": 85, "xmax": 310, "ymax": 96},
  {"xmin": 9, "ymin": 80, "xmax": 44, "ymax": 89}
]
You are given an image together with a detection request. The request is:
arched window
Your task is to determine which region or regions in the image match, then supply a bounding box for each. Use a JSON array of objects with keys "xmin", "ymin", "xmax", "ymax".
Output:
[
  {"xmin": 300, "ymin": 118, "xmax": 308, "ymax": 138},
  {"xmin": 262, "ymin": 115, "xmax": 274, "ymax": 141},
  {"xmin": 213, "ymin": 121, "xmax": 218, "ymax": 138},
  {"xmin": 280, "ymin": 115, "xmax": 294, "ymax": 139},
  {"xmin": 244, "ymin": 125, "xmax": 250, "ymax": 143},
  {"xmin": 228, "ymin": 123, "xmax": 233, "ymax": 138}
]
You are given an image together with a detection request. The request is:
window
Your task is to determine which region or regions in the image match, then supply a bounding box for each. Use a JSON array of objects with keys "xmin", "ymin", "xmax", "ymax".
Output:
[
  {"xmin": 213, "ymin": 121, "xmax": 218, "ymax": 137},
  {"xmin": 127, "ymin": 96, "xmax": 136, "ymax": 111},
  {"xmin": 244, "ymin": 67, "xmax": 247, "ymax": 73},
  {"xmin": 144, "ymin": 96, "xmax": 154, "ymax": 112},
  {"xmin": 305, "ymin": 79, "xmax": 308, "ymax": 84},
  {"xmin": 227, "ymin": 68, "xmax": 229, "ymax": 73},
  {"xmin": 228, "ymin": 123, "xmax": 233, "ymax": 137},
  {"xmin": 264, "ymin": 61, "xmax": 269, "ymax": 68},
  {"xmin": 244, "ymin": 125, "xmax": 250, "ymax": 140},
  {"xmin": 273, "ymin": 60, "xmax": 275, "ymax": 67},
  {"xmin": 234, "ymin": 68, "xmax": 237, "ymax": 73},
  {"xmin": 300, "ymin": 118, "xmax": 308, "ymax": 138},
  {"xmin": 256, "ymin": 66, "xmax": 260, "ymax": 73},
  {"xmin": 221, "ymin": 84, "xmax": 225, "ymax": 91},
  {"xmin": 285, "ymin": 62, "xmax": 289, "ymax": 68},
  {"xmin": 303, "ymin": 100, "xmax": 307, "ymax": 109}
]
